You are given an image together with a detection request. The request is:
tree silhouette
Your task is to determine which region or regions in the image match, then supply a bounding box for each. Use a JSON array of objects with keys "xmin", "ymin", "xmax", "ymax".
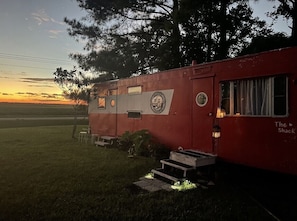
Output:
[
  {"xmin": 53, "ymin": 67, "xmax": 91, "ymax": 138},
  {"xmin": 268, "ymin": 0, "xmax": 297, "ymax": 45},
  {"xmin": 64, "ymin": 0, "xmax": 276, "ymax": 79}
]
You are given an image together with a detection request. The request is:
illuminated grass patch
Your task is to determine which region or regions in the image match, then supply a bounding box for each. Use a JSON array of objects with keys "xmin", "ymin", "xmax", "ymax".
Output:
[{"xmin": 171, "ymin": 180, "xmax": 197, "ymax": 191}]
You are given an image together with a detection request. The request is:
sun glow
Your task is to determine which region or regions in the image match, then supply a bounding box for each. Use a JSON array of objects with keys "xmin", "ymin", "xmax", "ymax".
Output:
[{"xmin": 0, "ymin": 78, "xmax": 72, "ymax": 104}]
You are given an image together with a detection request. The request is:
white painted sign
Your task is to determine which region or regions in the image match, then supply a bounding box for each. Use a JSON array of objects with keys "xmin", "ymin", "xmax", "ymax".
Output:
[{"xmin": 275, "ymin": 121, "xmax": 296, "ymax": 134}]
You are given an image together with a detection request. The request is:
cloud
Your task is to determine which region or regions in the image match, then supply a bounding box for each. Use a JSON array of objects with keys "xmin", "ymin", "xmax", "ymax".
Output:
[
  {"xmin": 15, "ymin": 91, "xmax": 64, "ymax": 102},
  {"xmin": 0, "ymin": 90, "xmax": 69, "ymax": 104},
  {"xmin": 25, "ymin": 92, "xmax": 39, "ymax": 96},
  {"xmin": 19, "ymin": 77, "xmax": 55, "ymax": 88},
  {"xmin": 48, "ymin": 29, "xmax": 64, "ymax": 38},
  {"xmin": 41, "ymin": 93, "xmax": 60, "ymax": 99},
  {"xmin": 1, "ymin": 92, "xmax": 13, "ymax": 96},
  {"xmin": 31, "ymin": 9, "xmax": 64, "ymax": 26},
  {"xmin": 49, "ymin": 30, "xmax": 64, "ymax": 35},
  {"xmin": 17, "ymin": 91, "xmax": 59, "ymax": 97},
  {"xmin": 32, "ymin": 9, "xmax": 50, "ymax": 25},
  {"xmin": 20, "ymin": 77, "xmax": 54, "ymax": 83},
  {"xmin": 0, "ymin": 71, "xmax": 28, "ymax": 79},
  {"xmin": 28, "ymin": 84, "xmax": 54, "ymax": 88}
]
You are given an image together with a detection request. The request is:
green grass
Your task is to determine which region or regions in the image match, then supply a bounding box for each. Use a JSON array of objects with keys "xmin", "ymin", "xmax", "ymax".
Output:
[
  {"xmin": 0, "ymin": 126, "xmax": 274, "ymax": 221},
  {"xmin": 0, "ymin": 102, "xmax": 88, "ymax": 128},
  {"xmin": 0, "ymin": 118, "xmax": 88, "ymax": 128},
  {"xmin": 0, "ymin": 103, "xmax": 87, "ymax": 117}
]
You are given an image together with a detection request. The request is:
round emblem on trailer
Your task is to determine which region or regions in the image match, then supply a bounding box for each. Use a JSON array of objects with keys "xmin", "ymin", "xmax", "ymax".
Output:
[
  {"xmin": 150, "ymin": 92, "xmax": 166, "ymax": 113},
  {"xmin": 196, "ymin": 92, "xmax": 208, "ymax": 107}
]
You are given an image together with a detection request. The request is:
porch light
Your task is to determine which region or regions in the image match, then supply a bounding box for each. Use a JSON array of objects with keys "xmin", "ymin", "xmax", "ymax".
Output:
[{"xmin": 212, "ymin": 125, "xmax": 221, "ymax": 138}]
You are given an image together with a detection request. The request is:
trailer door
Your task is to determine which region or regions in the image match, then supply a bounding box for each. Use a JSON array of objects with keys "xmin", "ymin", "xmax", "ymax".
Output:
[{"xmin": 192, "ymin": 76, "xmax": 214, "ymax": 153}]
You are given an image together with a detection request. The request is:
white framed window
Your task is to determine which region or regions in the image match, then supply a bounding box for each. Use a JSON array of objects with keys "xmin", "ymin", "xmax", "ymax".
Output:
[
  {"xmin": 98, "ymin": 97, "xmax": 106, "ymax": 109},
  {"xmin": 220, "ymin": 75, "xmax": 288, "ymax": 116},
  {"xmin": 128, "ymin": 86, "xmax": 142, "ymax": 95}
]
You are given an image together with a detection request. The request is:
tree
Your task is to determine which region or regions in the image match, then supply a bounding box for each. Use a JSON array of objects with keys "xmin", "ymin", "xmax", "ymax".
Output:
[
  {"xmin": 268, "ymin": 0, "xmax": 297, "ymax": 45},
  {"xmin": 65, "ymin": 0, "xmax": 181, "ymax": 75},
  {"xmin": 64, "ymin": 0, "xmax": 272, "ymax": 78},
  {"xmin": 239, "ymin": 32, "xmax": 291, "ymax": 55},
  {"xmin": 179, "ymin": 0, "xmax": 271, "ymax": 62},
  {"xmin": 53, "ymin": 67, "xmax": 91, "ymax": 138}
]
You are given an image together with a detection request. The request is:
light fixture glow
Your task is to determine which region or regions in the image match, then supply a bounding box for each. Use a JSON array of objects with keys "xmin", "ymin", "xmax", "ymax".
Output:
[{"xmin": 216, "ymin": 107, "xmax": 226, "ymax": 118}]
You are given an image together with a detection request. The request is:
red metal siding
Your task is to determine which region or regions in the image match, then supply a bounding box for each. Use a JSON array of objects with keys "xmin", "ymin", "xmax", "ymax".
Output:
[
  {"xmin": 89, "ymin": 47, "xmax": 297, "ymax": 175},
  {"xmin": 212, "ymin": 47, "xmax": 297, "ymax": 174},
  {"xmin": 89, "ymin": 113, "xmax": 117, "ymax": 136},
  {"xmin": 115, "ymin": 68, "xmax": 193, "ymax": 148},
  {"xmin": 218, "ymin": 117, "xmax": 297, "ymax": 174},
  {"xmin": 116, "ymin": 114, "xmax": 192, "ymax": 148}
]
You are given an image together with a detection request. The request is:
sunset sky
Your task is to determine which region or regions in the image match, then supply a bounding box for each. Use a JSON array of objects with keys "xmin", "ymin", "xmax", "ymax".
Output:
[
  {"xmin": 0, "ymin": 0, "xmax": 292, "ymax": 104},
  {"xmin": 0, "ymin": 0, "xmax": 86, "ymax": 104}
]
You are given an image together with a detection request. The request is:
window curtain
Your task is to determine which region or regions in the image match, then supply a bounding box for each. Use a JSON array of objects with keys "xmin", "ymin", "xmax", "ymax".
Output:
[{"xmin": 235, "ymin": 78, "xmax": 270, "ymax": 115}]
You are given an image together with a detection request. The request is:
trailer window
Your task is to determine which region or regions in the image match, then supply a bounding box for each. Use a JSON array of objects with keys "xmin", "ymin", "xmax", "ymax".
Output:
[
  {"xmin": 128, "ymin": 111, "xmax": 141, "ymax": 119},
  {"xmin": 220, "ymin": 75, "xmax": 287, "ymax": 116},
  {"xmin": 273, "ymin": 75, "xmax": 287, "ymax": 115},
  {"xmin": 98, "ymin": 97, "xmax": 106, "ymax": 109},
  {"xmin": 128, "ymin": 86, "xmax": 142, "ymax": 94},
  {"xmin": 220, "ymin": 82, "xmax": 230, "ymax": 114}
]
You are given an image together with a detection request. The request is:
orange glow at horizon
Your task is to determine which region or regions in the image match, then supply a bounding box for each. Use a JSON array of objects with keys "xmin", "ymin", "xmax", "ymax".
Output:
[
  {"xmin": 0, "ymin": 76, "xmax": 74, "ymax": 105},
  {"xmin": 0, "ymin": 96, "xmax": 74, "ymax": 105},
  {"xmin": 0, "ymin": 75, "xmax": 89, "ymax": 105}
]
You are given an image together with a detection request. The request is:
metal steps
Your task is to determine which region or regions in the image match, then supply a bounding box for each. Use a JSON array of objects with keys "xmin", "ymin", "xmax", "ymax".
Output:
[
  {"xmin": 171, "ymin": 150, "xmax": 216, "ymax": 167},
  {"xmin": 95, "ymin": 135, "xmax": 117, "ymax": 147},
  {"xmin": 133, "ymin": 149, "xmax": 216, "ymax": 192},
  {"xmin": 151, "ymin": 149, "xmax": 216, "ymax": 183},
  {"xmin": 160, "ymin": 159, "xmax": 195, "ymax": 177},
  {"xmin": 151, "ymin": 168, "xmax": 180, "ymax": 183}
]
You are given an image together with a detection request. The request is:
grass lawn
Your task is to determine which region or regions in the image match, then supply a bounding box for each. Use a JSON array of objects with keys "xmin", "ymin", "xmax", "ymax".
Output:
[
  {"xmin": 0, "ymin": 103, "xmax": 87, "ymax": 118},
  {"xmin": 0, "ymin": 119, "xmax": 88, "ymax": 129},
  {"xmin": 0, "ymin": 126, "xmax": 274, "ymax": 221},
  {"xmin": 0, "ymin": 102, "xmax": 88, "ymax": 128}
]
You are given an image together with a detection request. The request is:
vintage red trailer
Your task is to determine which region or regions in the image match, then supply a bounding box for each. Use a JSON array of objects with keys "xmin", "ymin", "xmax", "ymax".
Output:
[{"xmin": 88, "ymin": 47, "xmax": 297, "ymax": 175}]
